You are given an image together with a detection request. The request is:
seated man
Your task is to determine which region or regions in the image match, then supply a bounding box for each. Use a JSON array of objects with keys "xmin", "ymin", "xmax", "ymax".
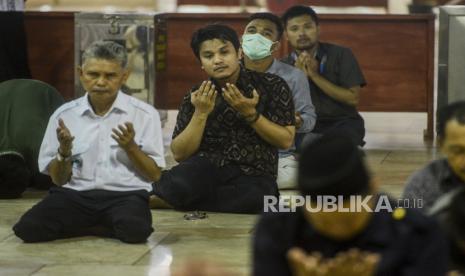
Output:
[
  {"xmin": 253, "ymin": 132, "xmax": 448, "ymax": 276},
  {"xmin": 403, "ymin": 101, "xmax": 465, "ymax": 211},
  {"xmin": 0, "ymin": 79, "xmax": 64, "ymax": 198},
  {"xmin": 13, "ymin": 40, "xmax": 165, "ymax": 243},
  {"xmin": 151, "ymin": 24, "xmax": 295, "ymax": 214},
  {"xmin": 241, "ymin": 12, "xmax": 316, "ymax": 189},
  {"xmin": 281, "ymin": 5, "xmax": 366, "ymax": 146},
  {"xmin": 429, "ymin": 187, "xmax": 465, "ymax": 274}
]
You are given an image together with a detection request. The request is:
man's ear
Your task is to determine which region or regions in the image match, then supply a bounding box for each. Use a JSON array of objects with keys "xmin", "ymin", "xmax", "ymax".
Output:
[
  {"xmin": 77, "ymin": 66, "xmax": 83, "ymax": 78},
  {"xmin": 283, "ymin": 30, "xmax": 289, "ymax": 41},
  {"xmin": 271, "ymin": 41, "xmax": 281, "ymax": 53},
  {"xmin": 238, "ymin": 48, "xmax": 243, "ymax": 60},
  {"xmin": 121, "ymin": 68, "xmax": 130, "ymax": 83}
]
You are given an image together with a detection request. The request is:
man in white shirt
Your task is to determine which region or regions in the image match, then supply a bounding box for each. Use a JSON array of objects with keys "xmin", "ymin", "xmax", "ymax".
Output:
[{"xmin": 13, "ymin": 40, "xmax": 165, "ymax": 243}]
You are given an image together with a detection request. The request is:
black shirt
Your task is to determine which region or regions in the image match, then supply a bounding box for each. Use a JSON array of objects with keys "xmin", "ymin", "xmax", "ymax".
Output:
[
  {"xmin": 173, "ymin": 67, "xmax": 295, "ymax": 179},
  {"xmin": 253, "ymin": 197, "xmax": 448, "ymax": 276},
  {"xmin": 282, "ymin": 42, "xmax": 366, "ymax": 121}
]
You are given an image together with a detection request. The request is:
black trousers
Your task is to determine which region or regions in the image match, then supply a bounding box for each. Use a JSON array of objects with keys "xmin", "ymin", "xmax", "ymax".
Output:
[
  {"xmin": 0, "ymin": 12, "xmax": 31, "ymax": 82},
  {"xmin": 13, "ymin": 187, "xmax": 153, "ymax": 243},
  {"xmin": 153, "ymin": 155, "xmax": 279, "ymax": 214},
  {"xmin": 312, "ymin": 116, "xmax": 365, "ymax": 146}
]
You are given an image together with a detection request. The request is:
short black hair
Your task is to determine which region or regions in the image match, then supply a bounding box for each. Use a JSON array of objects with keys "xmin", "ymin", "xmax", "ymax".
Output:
[
  {"xmin": 190, "ymin": 24, "xmax": 240, "ymax": 60},
  {"xmin": 281, "ymin": 5, "xmax": 319, "ymax": 27},
  {"xmin": 298, "ymin": 131, "xmax": 370, "ymax": 198},
  {"xmin": 0, "ymin": 154, "xmax": 31, "ymax": 199},
  {"xmin": 247, "ymin": 12, "xmax": 284, "ymax": 41},
  {"xmin": 436, "ymin": 101, "xmax": 465, "ymax": 139}
]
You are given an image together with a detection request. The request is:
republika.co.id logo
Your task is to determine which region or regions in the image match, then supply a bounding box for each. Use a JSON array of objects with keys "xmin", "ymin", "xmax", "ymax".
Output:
[{"xmin": 263, "ymin": 195, "xmax": 423, "ymax": 213}]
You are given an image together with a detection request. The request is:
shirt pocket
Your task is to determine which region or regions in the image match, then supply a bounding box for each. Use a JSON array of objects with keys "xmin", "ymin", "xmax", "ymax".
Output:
[
  {"xmin": 71, "ymin": 142, "xmax": 94, "ymax": 180},
  {"xmin": 109, "ymin": 139, "xmax": 133, "ymax": 170}
]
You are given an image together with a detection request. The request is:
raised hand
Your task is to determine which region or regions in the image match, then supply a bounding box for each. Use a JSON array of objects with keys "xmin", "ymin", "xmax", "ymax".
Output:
[
  {"xmin": 287, "ymin": 247, "xmax": 379, "ymax": 276},
  {"xmin": 56, "ymin": 118, "xmax": 74, "ymax": 157},
  {"xmin": 222, "ymin": 83, "xmax": 259, "ymax": 118},
  {"xmin": 295, "ymin": 112, "xmax": 303, "ymax": 129},
  {"xmin": 111, "ymin": 122, "xmax": 137, "ymax": 151},
  {"xmin": 287, "ymin": 247, "xmax": 327, "ymax": 276},
  {"xmin": 191, "ymin": 80, "xmax": 217, "ymax": 115},
  {"xmin": 296, "ymin": 52, "xmax": 318, "ymax": 78},
  {"xmin": 325, "ymin": 248, "xmax": 380, "ymax": 276}
]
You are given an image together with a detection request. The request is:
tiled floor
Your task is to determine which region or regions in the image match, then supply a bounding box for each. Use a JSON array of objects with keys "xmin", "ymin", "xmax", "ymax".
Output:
[{"xmin": 0, "ymin": 112, "xmax": 439, "ymax": 276}]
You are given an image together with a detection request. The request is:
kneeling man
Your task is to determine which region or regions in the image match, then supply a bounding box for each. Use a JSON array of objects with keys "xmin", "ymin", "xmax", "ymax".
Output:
[
  {"xmin": 152, "ymin": 24, "xmax": 295, "ymax": 214},
  {"xmin": 13, "ymin": 41, "xmax": 165, "ymax": 243}
]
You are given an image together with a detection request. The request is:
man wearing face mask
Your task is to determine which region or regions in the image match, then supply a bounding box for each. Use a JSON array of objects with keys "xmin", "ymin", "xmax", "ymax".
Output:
[
  {"xmin": 281, "ymin": 5, "xmax": 367, "ymax": 147},
  {"xmin": 242, "ymin": 12, "xmax": 316, "ymax": 189}
]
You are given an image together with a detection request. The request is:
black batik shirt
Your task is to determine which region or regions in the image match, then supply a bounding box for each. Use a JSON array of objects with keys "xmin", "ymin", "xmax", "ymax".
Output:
[{"xmin": 173, "ymin": 67, "xmax": 295, "ymax": 179}]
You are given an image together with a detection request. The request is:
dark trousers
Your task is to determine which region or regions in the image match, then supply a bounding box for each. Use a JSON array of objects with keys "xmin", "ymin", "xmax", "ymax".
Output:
[
  {"xmin": 153, "ymin": 156, "xmax": 279, "ymax": 214},
  {"xmin": 312, "ymin": 116, "xmax": 365, "ymax": 146},
  {"xmin": 0, "ymin": 12, "xmax": 31, "ymax": 82},
  {"xmin": 13, "ymin": 187, "xmax": 153, "ymax": 243}
]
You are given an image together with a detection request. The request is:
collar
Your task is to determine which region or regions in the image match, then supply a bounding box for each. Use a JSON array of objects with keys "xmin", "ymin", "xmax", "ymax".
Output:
[
  {"xmin": 77, "ymin": 91, "xmax": 128, "ymax": 117},
  {"xmin": 0, "ymin": 151, "xmax": 24, "ymax": 159},
  {"xmin": 266, "ymin": 59, "xmax": 280, "ymax": 74}
]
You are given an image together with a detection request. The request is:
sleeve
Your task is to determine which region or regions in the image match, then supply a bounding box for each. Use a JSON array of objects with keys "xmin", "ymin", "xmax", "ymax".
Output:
[
  {"xmin": 262, "ymin": 76, "xmax": 295, "ymax": 127},
  {"xmin": 139, "ymin": 109, "xmax": 166, "ymax": 168},
  {"xmin": 339, "ymin": 48, "xmax": 367, "ymax": 89},
  {"xmin": 253, "ymin": 215, "xmax": 292, "ymax": 276},
  {"xmin": 172, "ymin": 91, "xmax": 195, "ymax": 139},
  {"xmin": 291, "ymin": 70, "xmax": 316, "ymax": 133},
  {"xmin": 37, "ymin": 112, "xmax": 60, "ymax": 174},
  {"xmin": 402, "ymin": 168, "xmax": 430, "ymax": 211}
]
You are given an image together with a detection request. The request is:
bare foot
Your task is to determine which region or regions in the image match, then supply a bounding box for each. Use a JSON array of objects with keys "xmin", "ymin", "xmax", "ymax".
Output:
[{"xmin": 149, "ymin": 194, "xmax": 173, "ymax": 209}]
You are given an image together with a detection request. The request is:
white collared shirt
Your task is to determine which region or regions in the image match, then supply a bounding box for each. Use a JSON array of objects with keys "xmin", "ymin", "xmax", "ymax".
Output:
[{"xmin": 38, "ymin": 91, "xmax": 165, "ymax": 192}]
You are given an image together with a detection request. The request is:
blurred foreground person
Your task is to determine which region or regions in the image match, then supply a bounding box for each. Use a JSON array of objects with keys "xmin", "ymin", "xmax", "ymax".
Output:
[{"xmin": 253, "ymin": 132, "xmax": 448, "ymax": 276}]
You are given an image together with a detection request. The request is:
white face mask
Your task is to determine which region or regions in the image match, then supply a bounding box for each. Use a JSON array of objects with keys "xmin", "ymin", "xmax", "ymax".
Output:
[{"xmin": 242, "ymin": 33, "xmax": 275, "ymax": 60}]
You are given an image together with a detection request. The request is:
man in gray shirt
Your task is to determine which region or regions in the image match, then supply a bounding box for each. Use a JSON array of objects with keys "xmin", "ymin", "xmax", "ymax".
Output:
[
  {"xmin": 403, "ymin": 101, "xmax": 465, "ymax": 212},
  {"xmin": 241, "ymin": 12, "xmax": 316, "ymax": 189}
]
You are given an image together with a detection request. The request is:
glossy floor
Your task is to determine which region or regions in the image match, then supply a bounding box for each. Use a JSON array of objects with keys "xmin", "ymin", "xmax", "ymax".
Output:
[{"xmin": 0, "ymin": 112, "xmax": 438, "ymax": 276}]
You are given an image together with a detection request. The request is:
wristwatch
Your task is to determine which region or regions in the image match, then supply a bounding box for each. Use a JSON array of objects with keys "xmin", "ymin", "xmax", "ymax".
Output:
[{"xmin": 56, "ymin": 151, "xmax": 71, "ymax": 162}]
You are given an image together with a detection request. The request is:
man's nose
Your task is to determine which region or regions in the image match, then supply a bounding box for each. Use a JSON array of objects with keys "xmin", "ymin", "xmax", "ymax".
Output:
[
  {"xmin": 96, "ymin": 76, "xmax": 107, "ymax": 86},
  {"xmin": 213, "ymin": 55, "xmax": 223, "ymax": 64}
]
